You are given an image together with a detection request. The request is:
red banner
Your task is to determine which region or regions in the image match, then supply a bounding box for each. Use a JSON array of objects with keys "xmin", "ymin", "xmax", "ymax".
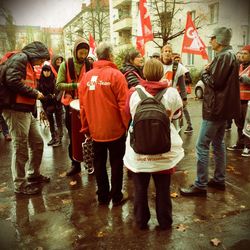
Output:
[
  {"xmin": 89, "ymin": 33, "xmax": 96, "ymax": 56},
  {"xmin": 136, "ymin": 0, "xmax": 153, "ymax": 56},
  {"xmin": 182, "ymin": 12, "xmax": 208, "ymax": 60}
]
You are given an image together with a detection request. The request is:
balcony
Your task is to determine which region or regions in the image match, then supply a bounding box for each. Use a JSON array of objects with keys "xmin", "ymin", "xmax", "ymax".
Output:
[
  {"xmin": 113, "ymin": 17, "xmax": 132, "ymax": 32},
  {"xmin": 113, "ymin": 0, "xmax": 131, "ymax": 8}
]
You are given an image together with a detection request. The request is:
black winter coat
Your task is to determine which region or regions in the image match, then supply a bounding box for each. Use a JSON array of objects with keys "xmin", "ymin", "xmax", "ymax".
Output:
[
  {"xmin": 201, "ymin": 46, "xmax": 240, "ymax": 121},
  {"xmin": 4, "ymin": 41, "xmax": 50, "ymax": 112},
  {"xmin": 120, "ymin": 63, "xmax": 144, "ymax": 89},
  {"xmin": 38, "ymin": 71, "xmax": 61, "ymax": 112}
]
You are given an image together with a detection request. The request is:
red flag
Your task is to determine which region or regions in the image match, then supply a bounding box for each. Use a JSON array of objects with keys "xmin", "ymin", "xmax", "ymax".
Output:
[
  {"xmin": 181, "ymin": 12, "xmax": 208, "ymax": 60},
  {"xmin": 136, "ymin": 0, "xmax": 154, "ymax": 56},
  {"xmin": 89, "ymin": 33, "xmax": 96, "ymax": 56}
]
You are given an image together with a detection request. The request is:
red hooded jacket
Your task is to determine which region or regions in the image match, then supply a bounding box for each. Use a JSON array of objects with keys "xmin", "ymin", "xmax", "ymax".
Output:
[{"xmin": 79, "ymin": 60, "xmax": 129, "ymax": 142}]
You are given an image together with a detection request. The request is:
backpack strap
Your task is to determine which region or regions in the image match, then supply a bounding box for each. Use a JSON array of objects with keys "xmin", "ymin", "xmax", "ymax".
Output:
[
  {"xmin": 172, "ymin": 61, "xmax": 178, "ymax": 82},
  {"xmin": 154, "ymin": 88, "xmax": 168, "ymax": 101},
  {"xmin": 66, "ymin": 57, "xmax": 76, "ymax": 82},
  {"xmin": 136, "ymin": 87, "xmax": 148, "ymax": 100}
]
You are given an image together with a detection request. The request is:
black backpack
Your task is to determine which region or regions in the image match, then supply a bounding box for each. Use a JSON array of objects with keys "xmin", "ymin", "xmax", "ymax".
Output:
[{"xmin": 130, "ymin": 87, "xmax": 171, "ymax": 155}]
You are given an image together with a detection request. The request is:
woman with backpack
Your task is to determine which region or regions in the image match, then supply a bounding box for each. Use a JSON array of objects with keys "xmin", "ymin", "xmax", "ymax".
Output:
[
  {"xmin": 38, "ymin": 64, "xmax": 63, "ymax": 147},
  {"xmin": 123, "ymin": 58, "xmax": 184, "ymax": 230},
  {"xmin": 120, "ymin": 48, "xmax": 144, "ymax": 89}
]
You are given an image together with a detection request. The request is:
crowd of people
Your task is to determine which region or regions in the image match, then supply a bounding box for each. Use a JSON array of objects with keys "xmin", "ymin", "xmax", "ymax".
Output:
[{"xmin": 1, "ymin": 25, "xmax": 249, "ymax": 231}]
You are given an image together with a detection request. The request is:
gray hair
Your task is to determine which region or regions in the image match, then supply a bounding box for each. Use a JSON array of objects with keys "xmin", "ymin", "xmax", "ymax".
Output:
[{"xmin": 96, "ymin": 42, "xmax": 113, "ymax": 60}]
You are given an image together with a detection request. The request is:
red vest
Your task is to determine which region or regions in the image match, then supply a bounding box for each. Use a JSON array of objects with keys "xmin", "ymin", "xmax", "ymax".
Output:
[
  {"xmin": 15, "ymin": 63, "xmax": 37, "ymax": 105},
  {"xmin": 50, "ymin": 65, "xmax": 58, "ymax": 78},
  {"xmin": 65, "ymin": 61, "xmax": 86, "ymax": 99},
  {"xmin": 239, "ymin": 64, "xmax": 250, "ymax": 100}
]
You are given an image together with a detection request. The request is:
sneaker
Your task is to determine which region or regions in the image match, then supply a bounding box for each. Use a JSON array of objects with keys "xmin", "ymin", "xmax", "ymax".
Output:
[
  {"xmin": 47, "ymin": 138, "xmax": 57, "ymax": 146},
  {"xmin": 207, "ymin": 179, "xmax": 225, "ymax": 191},
  {"xmin": 27, "ymin": 174, "xmax": 50, "ymax": 183},
  {"xmin": 113, "ymin": 192, "xmax": 129, "ymax": 206},
  {"xmin": 15, "ymin": 183, "xmax": 41, "ymax": 195},
  {"xmin": 241, "ymin": 147, "xmax": 250, "ymax": 157},
  {"xmin": 184, "ymin": 126, "xmax": 194, "ymax": 133},
  {"xmin": 52, "ymin": 140, "xmax": 62, "ymax": 147},
  {"xmin": 180, "ymin": 185, "xmax": 207, "ymax": 197},
  {"xmin": 227, "ymin": 144, "xmax": 244, "ymax": 151},
  {"xmin": 4, "ymin": 134, "xmax": 12, "ymax": 141},
  {"xmin": 66, "ymin": 165, "xmax": 81, "ymax": 176}
]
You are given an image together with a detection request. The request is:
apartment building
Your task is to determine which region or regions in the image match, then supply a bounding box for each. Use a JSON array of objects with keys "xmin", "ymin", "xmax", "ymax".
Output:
[{"xmin": 110, "ymin": 0, "xmax": 250, "ymax": 69}]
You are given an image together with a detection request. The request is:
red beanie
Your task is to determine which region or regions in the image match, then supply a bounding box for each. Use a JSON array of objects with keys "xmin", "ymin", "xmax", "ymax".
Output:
[{"xmin": 242, "ymin": 45, "xmax": 250, "ymax": 52}]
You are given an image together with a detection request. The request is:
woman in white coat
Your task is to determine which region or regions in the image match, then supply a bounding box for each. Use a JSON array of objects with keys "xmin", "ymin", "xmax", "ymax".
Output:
[{"xmin": 123, "ymin": 58, "xmax": 184, "ymax": 230}]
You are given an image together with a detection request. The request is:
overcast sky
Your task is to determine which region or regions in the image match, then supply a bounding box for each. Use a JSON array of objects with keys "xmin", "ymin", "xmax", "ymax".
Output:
[{"xmin": 0, "ymin": 0, "xmax": 85, "ymax": 27}]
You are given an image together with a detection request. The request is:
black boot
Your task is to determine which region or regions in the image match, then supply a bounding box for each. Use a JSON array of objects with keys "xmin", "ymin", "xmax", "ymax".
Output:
[{"xmin": 66, "ymin": 164, "xmax": 81, "ymax": 176}]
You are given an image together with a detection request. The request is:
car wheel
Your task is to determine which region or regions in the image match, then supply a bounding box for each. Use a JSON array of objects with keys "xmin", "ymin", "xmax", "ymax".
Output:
[{"xmin": 195, "ymin": 87, "xmax": 203, "ymax": 99}]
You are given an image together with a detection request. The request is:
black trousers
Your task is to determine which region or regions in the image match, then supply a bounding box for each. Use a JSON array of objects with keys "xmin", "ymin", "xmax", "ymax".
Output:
[
  {"xmin": 132, "ymin": 172, "xmax": 172, "ymax": 228},
  {"xmin": 93, "ymin": 134, "xmax": 126, "ymax": 203}
]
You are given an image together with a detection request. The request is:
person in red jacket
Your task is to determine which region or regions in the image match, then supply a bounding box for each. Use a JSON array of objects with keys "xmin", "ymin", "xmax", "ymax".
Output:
[
  {"xmin": 79, "ymin": 42, "xmax": 130, "ymax": 206},
  {"xmin": 227, "ymin": 45, "xmax": 250, "ymax": 157}
]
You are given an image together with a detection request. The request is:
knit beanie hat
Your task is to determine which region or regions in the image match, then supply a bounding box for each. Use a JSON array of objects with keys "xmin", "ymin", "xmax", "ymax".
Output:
[
  {"xmin": 76, "ymin": 43, "xmax": 89, "ymax": 51},
  {"xmin": 208, "ymin": 27, "xmax": 232, "ymax": 46},
  {"xmin": 242, "ymin": 45, "xmax": 250, "ymax": 52},
  {"xmin": 42, "ymin": 64, "xmax": 51, "ymax": 71}
]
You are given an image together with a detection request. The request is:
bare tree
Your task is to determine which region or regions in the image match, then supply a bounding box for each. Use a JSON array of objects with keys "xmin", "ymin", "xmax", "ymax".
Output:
[
  {"xmin": 82, "ymin": 0, "xmax": 110, "ymax": 42},
  {"xmin": 0, "ymin": 6, "xmax": 16, "ymax": 50},
  {"xmin": 150, "ymin": 0, "xmax": 205, "ymax": 48}
]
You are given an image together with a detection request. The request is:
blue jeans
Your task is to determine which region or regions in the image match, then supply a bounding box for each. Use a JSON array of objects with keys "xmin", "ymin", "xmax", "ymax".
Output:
[{"xmin": 195, "ymin": 119, "xmax": 226, "ymax": 189}]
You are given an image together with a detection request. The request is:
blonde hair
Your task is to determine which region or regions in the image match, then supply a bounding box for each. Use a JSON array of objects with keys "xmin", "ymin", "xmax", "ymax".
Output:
[
  {"xmin": 143, "ymin": 59, "xmax": 164, "ymax": 81},
  {"xmin": 161, "ymin": 43, "xmax": 173, "ymax": 52}
]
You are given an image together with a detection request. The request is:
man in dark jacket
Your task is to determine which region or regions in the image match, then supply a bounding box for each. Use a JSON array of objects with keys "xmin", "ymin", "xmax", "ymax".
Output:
[
  {"xmin": 2, "ymin": 41, "xmax": 50, "ymax": 195},
  {"xmin": 180, "ymin": 27, "xmax": 240, "ymax": 196}
]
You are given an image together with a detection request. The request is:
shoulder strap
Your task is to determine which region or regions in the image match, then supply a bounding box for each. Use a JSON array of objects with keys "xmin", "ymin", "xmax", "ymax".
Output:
[
  {"xmin": 85, "ymin": 58, "xmax": 92, "ymax": 72},
  {"xmin": 154, "ymin": 88, "xmax": 168, "ymax": 101},
  {"xmin": 136, "ymin": 87, "xmax": 148, "ymax": 100},
  {"xmin": 172, "ymin": 61, "xmax": 178, "ymax": 82},
  {"xmin": 66, "ymin": 57, "xmax": 76, "ymax": 81}
]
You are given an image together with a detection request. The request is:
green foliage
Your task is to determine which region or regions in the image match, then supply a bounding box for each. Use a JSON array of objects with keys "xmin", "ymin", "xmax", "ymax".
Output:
[
  {"xmin": 189, "ymin": 67, "xmax": 202, "ymax": 85},
  {"xmin": 114, "ymin": 46, "xmax": 134, "ymax": 70}
]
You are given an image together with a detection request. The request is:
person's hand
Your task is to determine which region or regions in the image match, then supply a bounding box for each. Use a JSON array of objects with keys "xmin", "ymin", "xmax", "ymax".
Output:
[
  {"xmin": 204, "ymin": 63, "xmax": 211, "ymax": 71},
  {"xmin": 37, "ymin": 91, "xmax": 44, "ymax": 100}
]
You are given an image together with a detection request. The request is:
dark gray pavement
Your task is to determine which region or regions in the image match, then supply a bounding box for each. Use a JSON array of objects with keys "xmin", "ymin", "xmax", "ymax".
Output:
[{"xmin": 0, "ymin": 94, "xmax": 250, "ymax": 250}]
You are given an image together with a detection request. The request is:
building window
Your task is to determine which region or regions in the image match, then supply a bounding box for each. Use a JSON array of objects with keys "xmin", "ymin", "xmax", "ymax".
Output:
[
  {"xmin": 187, "ymin": 54, "xmax": 194, "ymax": 65},
  {"xmin": 209, "ymin": 3, "xmax": 219, "ymax": 24}
]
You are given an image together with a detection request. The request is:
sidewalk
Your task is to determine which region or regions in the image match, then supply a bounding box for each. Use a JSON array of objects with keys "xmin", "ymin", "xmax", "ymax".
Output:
[{"xmin": 0, "ymin": 97, "xmax": 249, "ymax": 250}]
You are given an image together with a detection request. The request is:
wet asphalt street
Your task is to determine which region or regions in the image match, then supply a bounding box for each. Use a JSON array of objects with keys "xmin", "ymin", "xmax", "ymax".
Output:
[{"xmin": 0, "ymin": 94, "xmax": 250, "ymax": 250}]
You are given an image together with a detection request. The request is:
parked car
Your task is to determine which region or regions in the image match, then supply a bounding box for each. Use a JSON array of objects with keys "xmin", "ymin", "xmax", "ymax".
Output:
[{"xmin": 195, "ymin": 80, "xmax": 205, "ymax": 99}]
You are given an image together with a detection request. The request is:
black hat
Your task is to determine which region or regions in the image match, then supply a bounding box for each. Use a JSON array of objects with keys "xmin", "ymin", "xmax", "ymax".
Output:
[
  {"xmin": 76, "ymin": 43, "xmax": 89, "ymax": 51},
  {"xmin": 42, "ymin": 64, "xmax": 51, "ymax": 71}
]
